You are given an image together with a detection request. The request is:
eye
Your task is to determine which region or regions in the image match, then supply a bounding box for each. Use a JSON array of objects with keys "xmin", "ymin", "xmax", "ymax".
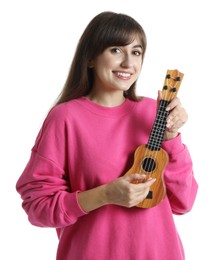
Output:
[
  {"xmin": 110, "ymin": 47, "xmax": 121, "ymax": 54},
  {"xmin": 133, "ymin": 50, "xmax": 142, "ymax": 56}
]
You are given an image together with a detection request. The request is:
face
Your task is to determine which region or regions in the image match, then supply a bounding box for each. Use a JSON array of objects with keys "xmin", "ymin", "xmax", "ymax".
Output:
[{"xmin": 90, "ymin": 37, "xmax": 143, "ymax": 95}]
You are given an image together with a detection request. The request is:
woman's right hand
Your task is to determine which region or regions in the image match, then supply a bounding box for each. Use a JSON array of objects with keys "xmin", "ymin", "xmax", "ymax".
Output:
[
  {"xmin": 105, "ymin": 174, "xmax": 156, "ymax": 208},
  {"xmin": 77, "ymin": 174, "xmax": 156, "ymax": 212}
]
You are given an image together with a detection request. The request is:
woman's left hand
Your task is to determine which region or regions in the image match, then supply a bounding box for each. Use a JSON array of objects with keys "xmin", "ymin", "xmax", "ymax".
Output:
[{"xmin": 157, "ymin": 90, "xmax": 188, "ymax": 140}]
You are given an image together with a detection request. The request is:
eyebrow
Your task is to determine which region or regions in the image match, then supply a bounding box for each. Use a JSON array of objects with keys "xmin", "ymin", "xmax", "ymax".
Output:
[{"xmin": 132, "ymin": 44, "xmax": 143, "ymax": 49}]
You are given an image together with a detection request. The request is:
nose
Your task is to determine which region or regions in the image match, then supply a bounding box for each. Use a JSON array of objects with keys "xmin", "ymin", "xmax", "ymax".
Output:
[{"xmin": 121, "ymin": 53, "xmax": 133, "ymax": 68}]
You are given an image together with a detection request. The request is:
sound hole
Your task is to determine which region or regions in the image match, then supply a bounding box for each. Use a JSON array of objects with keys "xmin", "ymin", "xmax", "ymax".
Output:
[{"xmin": 142, "ymin": 157, "xmax": 156, "ymax": 173}]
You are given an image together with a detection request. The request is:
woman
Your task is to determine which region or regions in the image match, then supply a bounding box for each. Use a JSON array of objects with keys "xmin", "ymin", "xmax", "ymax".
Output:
[{"xmin": 16, "ymin": 11, "xmax": 198, "ymax": 260}]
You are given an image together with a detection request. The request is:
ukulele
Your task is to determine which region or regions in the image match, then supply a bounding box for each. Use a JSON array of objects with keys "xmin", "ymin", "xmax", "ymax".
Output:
[{"xmin": 124, "ymin": 69, "xmax": 184, "ymax": 208}]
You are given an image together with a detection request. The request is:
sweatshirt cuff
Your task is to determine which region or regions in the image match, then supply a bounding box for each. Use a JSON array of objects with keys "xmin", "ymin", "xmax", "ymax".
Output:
[
  {"xmin": 162, "ymin": 133, "xmax": 185, "ymax": 155},
  {"xmin": 63, "ymin": 191, "xmax": 88, "ymax": 221}
]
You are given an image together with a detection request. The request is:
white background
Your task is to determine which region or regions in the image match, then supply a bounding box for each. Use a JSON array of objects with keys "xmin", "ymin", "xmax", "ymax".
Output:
[{"xmin": 1, "ymin": 0, "xmax": 214, "ymax": 259}]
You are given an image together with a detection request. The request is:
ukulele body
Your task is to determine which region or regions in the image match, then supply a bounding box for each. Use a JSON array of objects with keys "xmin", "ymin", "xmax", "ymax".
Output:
[{"xmin": 124, "ymin": 144, "xmax": 168, "ymax": 208}]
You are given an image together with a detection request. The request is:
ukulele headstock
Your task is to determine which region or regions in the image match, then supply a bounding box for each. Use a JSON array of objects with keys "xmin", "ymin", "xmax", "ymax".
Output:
[{"xmin": 162, "ymin": 69, "xmax": 184, "ymax": 101}]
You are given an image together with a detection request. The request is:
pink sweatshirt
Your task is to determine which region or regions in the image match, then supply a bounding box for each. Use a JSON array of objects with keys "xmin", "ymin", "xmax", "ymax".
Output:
[{"xmin": 16, "ymin": 97, "xmax": 198, "ymax": 260}]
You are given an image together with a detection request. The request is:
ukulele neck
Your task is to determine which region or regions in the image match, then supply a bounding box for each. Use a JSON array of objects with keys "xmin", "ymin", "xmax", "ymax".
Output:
[
  {"xmin": 147, "ymin": 69, "xmax": 184, "ymax": 151},
  {"xmin": 147, "ymin": 99, "xmax": 170, "ymax": 151}
]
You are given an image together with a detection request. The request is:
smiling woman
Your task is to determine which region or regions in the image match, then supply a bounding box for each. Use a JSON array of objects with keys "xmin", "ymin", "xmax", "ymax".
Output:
[{"xmin": 15, "ymin": 11, "xmax": 198, "ymax": 260}]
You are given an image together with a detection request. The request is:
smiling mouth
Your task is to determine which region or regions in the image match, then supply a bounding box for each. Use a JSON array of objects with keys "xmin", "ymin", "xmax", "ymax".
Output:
[{"xmin": 115, "ymin": 72, "xmax": 131, "ymax": 79}]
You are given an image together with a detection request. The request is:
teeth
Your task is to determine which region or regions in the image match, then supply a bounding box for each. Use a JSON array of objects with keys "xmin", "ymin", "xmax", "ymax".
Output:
[{"xmin": 116, "ymin": 72, "xmax": 130, "ymax": 77}]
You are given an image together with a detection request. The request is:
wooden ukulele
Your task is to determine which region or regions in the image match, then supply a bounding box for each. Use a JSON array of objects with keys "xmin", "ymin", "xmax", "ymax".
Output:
[{"xmin": 125, "ymin": 69, "xmax": 184, "ymax": 208}]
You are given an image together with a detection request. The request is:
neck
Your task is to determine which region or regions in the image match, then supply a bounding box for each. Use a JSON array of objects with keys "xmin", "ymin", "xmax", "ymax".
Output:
[{"xmin": 86, "ymin": 91, "xmax": 125, "ymax": 107}]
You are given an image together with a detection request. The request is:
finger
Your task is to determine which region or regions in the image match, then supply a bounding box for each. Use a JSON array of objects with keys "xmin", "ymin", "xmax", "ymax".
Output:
[
  {"xmin": 157, "ymin": 90, "xmax": 162, "ymax": 101},
  {"xmin": 126, "ymin": 173, "xmax": 147, "ymax": 182},
  {"xmin": 143, "ymin": 177, "xmax": 156, "ymax": 187},
  {"xmin": 167, "ymin": 105, "xmax": 181, "ymax": 119},
  {"xmin": 167, "ymin": 109, "xmax": 187, "ymax": 129},
  {"xmin": 166, "ymin": 114, "xmax": 180, "ymax": 128},
  {"xmin": 166, "ymin": 97, "xmax": 181, "ymax": 111},
  {"xmin": 156, "ymin": 91, "xmax": 163, "ymax": 112},
  {"xmin": 167, "ymin": 120, "xmax": 186, "ymax": 132},
  {"xmin": 132, "ymin": 179, "xmax": 156, "ymax": 205},
  {"xmin": 131, "ymin": 177, "xmax": 156, "ymax": 192}
]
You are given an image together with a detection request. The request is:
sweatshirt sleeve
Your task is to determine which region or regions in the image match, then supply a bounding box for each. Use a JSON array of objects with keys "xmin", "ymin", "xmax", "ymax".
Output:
[
  {"xmin": 162, "ymin": 133, "xmax": 198, "ymax": 215},
  {"xmin": 16, "ymin": 105, "xmax": 87, "ymax": 228}
]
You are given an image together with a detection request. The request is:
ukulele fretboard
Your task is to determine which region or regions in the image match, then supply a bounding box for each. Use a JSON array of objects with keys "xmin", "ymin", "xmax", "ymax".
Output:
[{"xmin": 147, "ymin": 100, "xmax": 170, "ymax": 151}]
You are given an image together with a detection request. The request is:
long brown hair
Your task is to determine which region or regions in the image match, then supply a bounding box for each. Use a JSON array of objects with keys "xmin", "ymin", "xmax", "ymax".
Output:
[{"xmin": 55, "ymin": 11, "xmax": 147, "ymax": 105}]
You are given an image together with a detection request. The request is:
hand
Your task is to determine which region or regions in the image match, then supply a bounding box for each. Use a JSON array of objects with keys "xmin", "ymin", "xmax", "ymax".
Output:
[
  {"xmin": 157, "ymin": 90, "xmax": 188, "ymax": 140},
  {"xmin": 105, "ymin": 174, "xmax": 156, "ymax": 208},
  {"xmin": 77, "ymin": 174, "xmax": 155, "ymax": 212}
]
